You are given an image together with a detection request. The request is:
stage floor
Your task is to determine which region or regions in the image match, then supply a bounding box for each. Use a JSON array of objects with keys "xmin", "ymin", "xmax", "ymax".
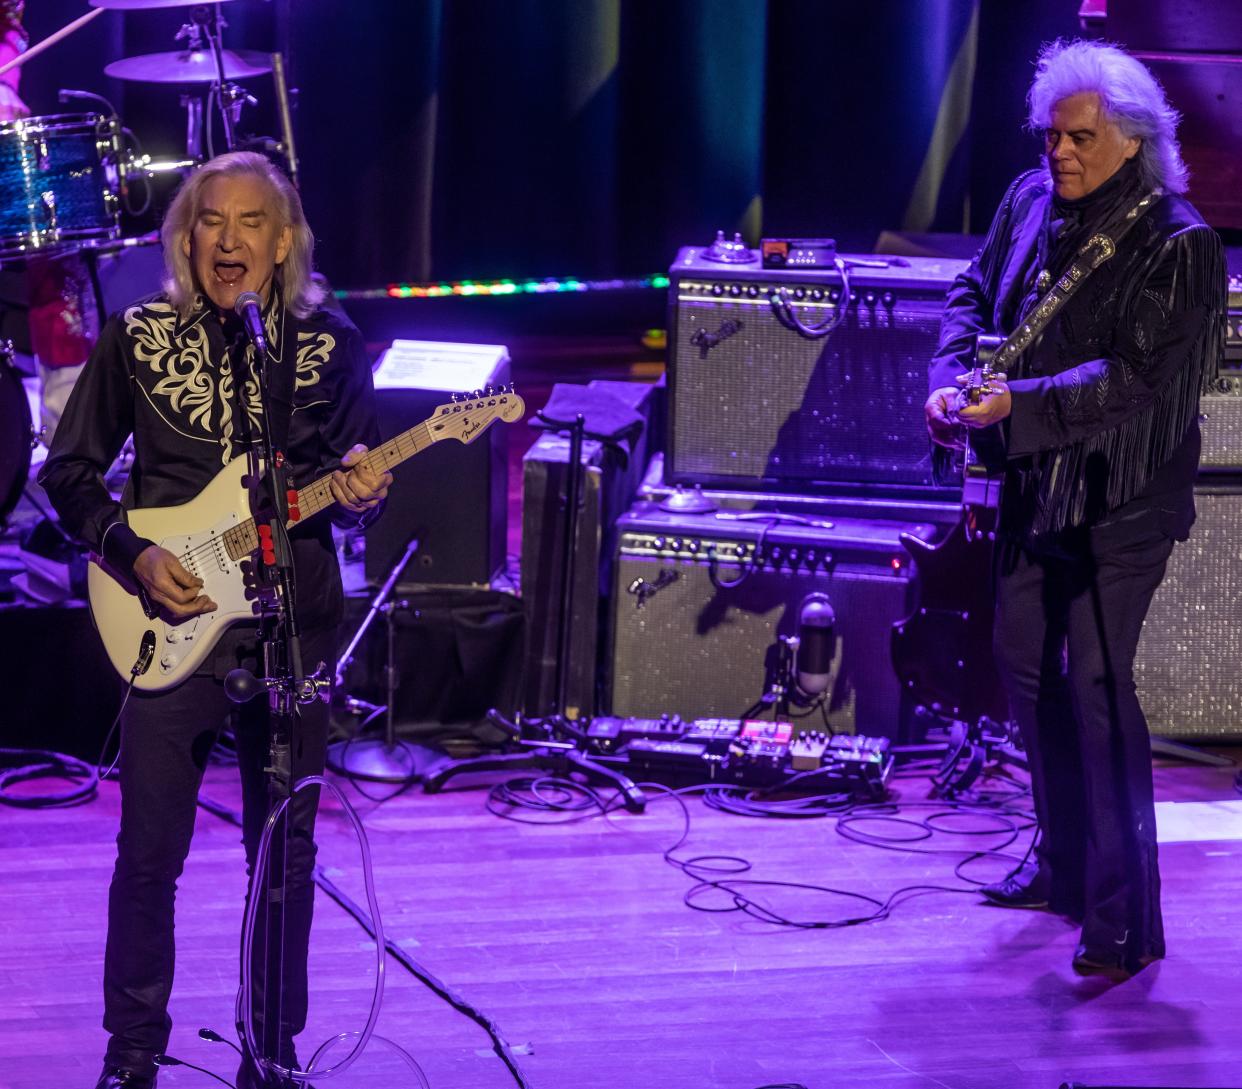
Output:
[{"xmin": 2, "ymin": 751, "xmax": 1241, "ymax": 1089}]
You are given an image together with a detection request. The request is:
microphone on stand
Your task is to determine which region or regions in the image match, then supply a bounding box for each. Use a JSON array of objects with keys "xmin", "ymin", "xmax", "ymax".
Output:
[
  {"xmin": 795, "ymin": 592, "xmax": 836, "ymax": 698},
  {"xmin": 233, "ymin": 291, "xmax": 268, "ymax": 355}
]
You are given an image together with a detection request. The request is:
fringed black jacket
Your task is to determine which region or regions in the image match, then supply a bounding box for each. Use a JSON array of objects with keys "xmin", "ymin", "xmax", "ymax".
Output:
[{"xmin": 930, "ymin": 159, "xmax": 1226, "ymax": 541}]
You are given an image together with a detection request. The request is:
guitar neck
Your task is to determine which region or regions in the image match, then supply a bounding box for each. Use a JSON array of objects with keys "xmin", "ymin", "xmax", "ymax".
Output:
[
  {"xmin": 221, "ymin": 418, "xmax": 436, "ymax": 561},
  {"xmin": 292, "ymin": 418, "xmax": 435, "ymax": 522}
]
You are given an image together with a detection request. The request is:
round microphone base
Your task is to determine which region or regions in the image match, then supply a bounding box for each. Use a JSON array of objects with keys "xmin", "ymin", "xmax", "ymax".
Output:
[{"xmin": 325, "ymin": 737, "xmax": 441, "ymax": 783}]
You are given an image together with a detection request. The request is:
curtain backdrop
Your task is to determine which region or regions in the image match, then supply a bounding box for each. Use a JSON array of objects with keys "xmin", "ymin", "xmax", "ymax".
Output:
[{"xmin": 20, "ymin": 1, "xmax": 1081, "ymax": 289}]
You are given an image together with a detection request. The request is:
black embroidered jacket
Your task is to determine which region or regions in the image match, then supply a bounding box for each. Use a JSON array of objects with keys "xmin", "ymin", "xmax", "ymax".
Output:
[{"xmin": 39, "ymin": 292, "xmax": 381, "ymax": 630}]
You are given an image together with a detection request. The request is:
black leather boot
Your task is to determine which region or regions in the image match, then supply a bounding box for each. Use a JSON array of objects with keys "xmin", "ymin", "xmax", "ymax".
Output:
[{"xmin": 94, "ymin": 1066, "xmax": 156, "ymax": 1089}]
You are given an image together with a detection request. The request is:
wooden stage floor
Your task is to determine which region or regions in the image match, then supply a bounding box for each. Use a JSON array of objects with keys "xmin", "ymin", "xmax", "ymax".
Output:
[{"xmin": 2, "ymin": 750, "xmax": 1240, "ymax": 1089}]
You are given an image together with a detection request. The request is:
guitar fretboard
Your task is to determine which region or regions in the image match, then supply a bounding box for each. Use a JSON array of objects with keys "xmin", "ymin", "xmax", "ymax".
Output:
[{"xmin": 218, "ymin": 417, "xmax": 438, "ymax": 561}]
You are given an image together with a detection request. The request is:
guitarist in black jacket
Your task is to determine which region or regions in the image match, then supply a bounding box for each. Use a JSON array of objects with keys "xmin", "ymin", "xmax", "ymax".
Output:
[
  {"xmin": 40, "ymin": 152, "xmax": 392, "ymax": 1088},
  {"xmin": 924, "ymin": 40, "xmax": 1225, "ymax": 980}
]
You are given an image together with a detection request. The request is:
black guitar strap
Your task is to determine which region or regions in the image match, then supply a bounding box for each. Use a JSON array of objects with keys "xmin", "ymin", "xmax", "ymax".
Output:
[
  {"xmin": 990, "ymin": 186, "xmax": 1162, "ymax": 374},
  {"xmin": 264, "ymin": 304, "xmax": 298, "ymax": 460}
]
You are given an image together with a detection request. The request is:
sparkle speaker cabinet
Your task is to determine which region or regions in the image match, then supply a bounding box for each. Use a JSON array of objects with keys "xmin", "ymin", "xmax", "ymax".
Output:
[
  {"xmin": 365, "ymin": 340, "xmax": 510, "ymax": 589},
  {"xmin": 667, "ymin": 247, "xmax": 967, "ymax": 493},
  {"xmin": 607, "ymin": 502, "xmax": 939, "ymax": 740},
  {"xmin": 1135, "ymin": 486, "xmax": 1242, "ymax": 741}
]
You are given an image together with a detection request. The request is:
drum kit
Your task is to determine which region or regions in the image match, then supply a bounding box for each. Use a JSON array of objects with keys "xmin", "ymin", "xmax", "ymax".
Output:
[{"xmin": 0, "ymin": 0, "xmax": 296, "ymax": 521}]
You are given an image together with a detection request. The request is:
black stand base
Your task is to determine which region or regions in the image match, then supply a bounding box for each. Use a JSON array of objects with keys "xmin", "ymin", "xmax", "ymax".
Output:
[
  {"xmin": 1150, "ymin": 736, "xmax": 1233, "ymax": 768},
  {"xmin": 422, "ymin": 710, "xmax": 647, "ymax": 811},
  {"xmin": 325, "ymin": 737, "xmax": 442, "ymax": 782}
]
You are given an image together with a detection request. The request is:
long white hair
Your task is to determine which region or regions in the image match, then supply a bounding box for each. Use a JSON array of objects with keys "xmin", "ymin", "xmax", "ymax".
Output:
[
  {"xmin": 1027, "ymin": 39, "xmax": 1189, "ymax": 194},
  {"xmin": 160, "ymin": 151, "xmax": 326, "ymax": 319}
]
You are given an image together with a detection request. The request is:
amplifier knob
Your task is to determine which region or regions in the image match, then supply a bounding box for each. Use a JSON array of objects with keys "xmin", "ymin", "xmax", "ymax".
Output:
[
  {"xmin": 734, "ymin": 544, "xmax": 747, "ymax": 557},
  {"xmin": 711, "ymin": 284, "xmax": 724, "ymax": 296},
  {"xmin": 805, "ymin": 549, "xmax": 817, "ymax": 565},
  {"xmin": 882, "ymin": 291, "xmax": 895, "ymax": 307},
  {"xmin": 671, "ymin": 538, "xmax": 683, "ymax": 550},
  {"xmin": 864, "ymin": 292, "xmax": 877, "ymax": 306},
  {"xmin": 811, "ymin": 288, "xmax": 824, "ymax": 301},
  {"xmin": 789, "ymin": 548, "xmax": 800, "ymax": 563},
  {"xmin": 729, "ymin": 284, "xmax": 741, "ymax": 296},
  {"xmin": 794, "ymin": 287, "xmax": 806, "ymax": 300},
  {"xmin": 653, "ymin": 536, "xmax": 666, "ymax": 550},
  {"xmin": 770, "ymin": 546, "xmax": 782, "ymax": 561},
  {"xmin": 687, "ymin": 539, "xmax": 700, "ymax": 552},
  {"xmin": 746, "ymin": 285, "xmax": 759, "ymax": 298},
  {"xmin": 830, "ymin": 289, "xmax": 841, "ymax": 302}
]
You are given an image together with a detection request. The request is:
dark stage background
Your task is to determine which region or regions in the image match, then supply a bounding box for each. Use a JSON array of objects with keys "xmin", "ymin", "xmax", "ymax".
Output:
[{"xmin": 18, "ymin": 0, "xmax": 1090, "ymax": 290}]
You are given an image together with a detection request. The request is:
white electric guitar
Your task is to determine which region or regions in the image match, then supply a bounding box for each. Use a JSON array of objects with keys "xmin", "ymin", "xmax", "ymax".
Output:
[{"xmin": 88, "ymin": 387, "xmax": 525, "ymax": 691}]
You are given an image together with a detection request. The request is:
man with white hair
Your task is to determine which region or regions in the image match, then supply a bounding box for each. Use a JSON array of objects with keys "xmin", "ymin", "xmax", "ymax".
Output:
[
  {"xmin": 924, "ymin": 40, "xmax": 1225, "ymax": 979},
  {"xmin": 41, "ymin": 152, "xmax": 392, "ymax": 1087}
]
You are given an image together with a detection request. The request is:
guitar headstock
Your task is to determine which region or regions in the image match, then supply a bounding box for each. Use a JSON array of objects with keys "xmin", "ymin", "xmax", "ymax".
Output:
[{"xmin": 428, "ymin": 385, "xmax": 526, "ymax": 445}]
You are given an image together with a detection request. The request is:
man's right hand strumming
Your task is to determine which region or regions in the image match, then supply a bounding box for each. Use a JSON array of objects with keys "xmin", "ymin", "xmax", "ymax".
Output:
[
  {"xmin": 133, "ymin": 545, "xmax": 218, "ymax": 618},
  {"xmin": 924, "ymin": 385, "xmax": 965, "ymax": 449}
]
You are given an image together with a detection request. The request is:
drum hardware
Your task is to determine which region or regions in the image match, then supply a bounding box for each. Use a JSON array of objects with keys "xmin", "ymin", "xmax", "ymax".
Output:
[{"xmin": 1, "ymin": 339, "xmax": 33, "ymax": 524}]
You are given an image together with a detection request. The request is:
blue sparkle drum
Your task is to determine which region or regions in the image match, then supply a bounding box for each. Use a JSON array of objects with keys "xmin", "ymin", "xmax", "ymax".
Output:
[{"xmin": 0, "ymin": 113, "xmax": 124, "ymax": 259}]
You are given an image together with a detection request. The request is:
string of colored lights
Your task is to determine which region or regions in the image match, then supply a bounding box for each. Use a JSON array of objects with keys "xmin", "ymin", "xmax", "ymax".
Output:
[{"xmin": 334, "ymin": 273, "xmax": 670, "ymax": 301}]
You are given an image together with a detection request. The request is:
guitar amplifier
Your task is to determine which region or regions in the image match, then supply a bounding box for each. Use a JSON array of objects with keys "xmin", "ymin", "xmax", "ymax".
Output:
[
  {"xmin": 667, "ymin": 246, "xmax": 968, "ymax": 494},
  {"xmin": 1135, "ymin": 485, "xmax": 1242, "ymax": 741},
  {"xmin": 606, "ymin": 501, "xmax": 940, "ymax": 741}
]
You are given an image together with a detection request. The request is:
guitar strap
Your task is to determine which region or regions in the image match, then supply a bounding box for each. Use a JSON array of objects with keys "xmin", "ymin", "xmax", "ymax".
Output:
[
  {"xmin": 264, "ymin": 305, "xmax": 298, "ymax": 459},
  {"xmin": 989, "ymin": 186, "xmax": 1162, "ymax": 374}
]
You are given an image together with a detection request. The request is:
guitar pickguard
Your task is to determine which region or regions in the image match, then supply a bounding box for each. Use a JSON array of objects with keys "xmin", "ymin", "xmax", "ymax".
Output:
[{"xmin": 149, "ymin": 511, "xmax": 260, "ymax": 680}]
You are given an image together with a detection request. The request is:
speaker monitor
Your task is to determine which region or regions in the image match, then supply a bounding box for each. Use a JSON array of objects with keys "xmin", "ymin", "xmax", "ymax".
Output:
[
  {"xmin": 365, "ymin": 340, "xmax": 509, "ymax": 588},
  {"xmin": 607, "ymin": 502, "xmax": 939, "ymax": 741}
]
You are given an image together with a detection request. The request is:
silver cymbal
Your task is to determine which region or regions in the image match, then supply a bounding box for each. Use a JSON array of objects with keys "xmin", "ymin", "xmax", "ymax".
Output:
[
  {"xmin": 104, "ymin": 48, "xmax": 272, "ymax": 83},
  {"xmin": 91, "ymin": 0, "xmax": 235, "ymax": 9}
]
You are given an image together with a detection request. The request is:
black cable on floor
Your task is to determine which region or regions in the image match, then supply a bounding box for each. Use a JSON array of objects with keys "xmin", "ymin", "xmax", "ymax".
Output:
[
  {"xmin": 0, "ymin": 672, "xmax": 139, "ymax": 807},
  {"xmin": 196, "ymin": 791, "xmax": 533, "ymax": 1089},
  {"xmin": 0, "ymin": 747, "xmax": 98, "ymax": 807}
]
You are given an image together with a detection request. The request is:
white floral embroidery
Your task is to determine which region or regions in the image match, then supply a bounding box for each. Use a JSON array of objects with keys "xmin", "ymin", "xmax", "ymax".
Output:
[
  {"xmin": 125, "ymin": 301, "xmax": 259, "ymax": 465},
  {"xmin": 296, "ymin": 330, "xmax": 333, "ymax": 391}
]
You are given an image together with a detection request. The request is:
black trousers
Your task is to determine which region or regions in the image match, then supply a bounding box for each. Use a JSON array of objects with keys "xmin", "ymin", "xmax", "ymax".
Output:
[
  {"xmin": 992, "ymin": 518, "xmax": 1172, "ymax": 963},
  {"xmin": 102, "ymin": 625, "xmax": 334, "ymax": 1076}
]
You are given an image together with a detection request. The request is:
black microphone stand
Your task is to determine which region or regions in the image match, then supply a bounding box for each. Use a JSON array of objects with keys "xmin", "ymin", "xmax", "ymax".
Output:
[
  {"xmin": 423, "ymin": 415, "xmax": 646, "ymax": 812},
  {"xmin": 222, "ymin": 324, "xmax": 329, "ymax": 1082},
  {"xmin": 327, "ymin": 534, "xmax": 441, "ymax": 782}
]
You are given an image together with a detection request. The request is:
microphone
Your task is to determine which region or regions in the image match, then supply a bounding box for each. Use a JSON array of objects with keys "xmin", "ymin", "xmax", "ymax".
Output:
[
  {"xmin": 795, "ymin": 592, "xmax": 836, "ymax": 697},
  {"xmin": 233, "ymin": 291, "xmax": 269, "ymax": 355}
]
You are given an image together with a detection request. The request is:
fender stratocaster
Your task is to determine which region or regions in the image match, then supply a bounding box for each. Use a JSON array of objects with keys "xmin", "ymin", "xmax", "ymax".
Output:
[{"xmin": 88, "ymin": 387, "xmax": 525, "ymax": 690}]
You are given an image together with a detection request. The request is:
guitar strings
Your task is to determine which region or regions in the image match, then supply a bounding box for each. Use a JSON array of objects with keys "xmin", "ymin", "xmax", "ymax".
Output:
[{"xmin": 169, "ymin": 420, "xmax": 436, "ymax": 572}]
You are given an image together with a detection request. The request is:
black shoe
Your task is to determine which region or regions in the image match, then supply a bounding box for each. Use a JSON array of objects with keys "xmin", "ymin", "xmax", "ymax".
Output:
[
  {"xmin": 980, "ymin": 866, "xmax": 1051, "ymax": 910},
  {"xmin": 1072, "ymin": 940, "xmax": 1162, "ymax": 981},
  {"xmin": 94, "ymin": 1067, "xmax": 156, "ymax": 1089},
  {"xmin": 237, "ymin": 1053, "xmax": 313, "ymax": 1089}
]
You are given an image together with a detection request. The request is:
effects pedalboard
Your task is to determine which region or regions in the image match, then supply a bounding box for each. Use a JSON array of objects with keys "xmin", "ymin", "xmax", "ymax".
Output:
[{"xmin": 584, "ymin": 714, "xmax": 892, "ymax": 799}]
